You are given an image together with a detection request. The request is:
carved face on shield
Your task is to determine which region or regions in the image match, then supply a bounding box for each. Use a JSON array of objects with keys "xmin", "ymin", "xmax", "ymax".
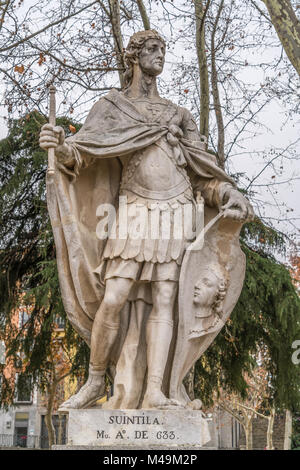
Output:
[
  {"xmin": 194, "ymin": 272, "xmax": 221, "ymax": 312},
  {"xmin": 193, "ymin": 271, "xmax": 227, "ymax": 314},
  {"xmin": 188, "ymin": 270, "xmax": 228, "ymax": 339}
]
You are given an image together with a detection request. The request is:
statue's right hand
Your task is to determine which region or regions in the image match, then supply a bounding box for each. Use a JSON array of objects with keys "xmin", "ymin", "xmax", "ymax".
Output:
[{"xmin": 39, "ymin": 124, "xmax": 65, "ymax": 150}]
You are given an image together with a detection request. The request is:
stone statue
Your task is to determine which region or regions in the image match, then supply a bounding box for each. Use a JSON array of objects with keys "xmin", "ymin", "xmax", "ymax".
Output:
[{"xmin": 39, "ymin": 30, "xmax": 254, "ymax": 411}]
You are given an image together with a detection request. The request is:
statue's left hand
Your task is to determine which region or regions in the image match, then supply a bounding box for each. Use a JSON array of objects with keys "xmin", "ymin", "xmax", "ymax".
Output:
[{"xmin": 221, "ymin": 189, "xmax": 254, "ymax": 222}]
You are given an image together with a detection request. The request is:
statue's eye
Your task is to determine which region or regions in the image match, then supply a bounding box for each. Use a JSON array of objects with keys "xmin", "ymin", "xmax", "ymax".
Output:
[{"xmin": 203, "ymin": 278, "xmax": 213, "ymax": 287}]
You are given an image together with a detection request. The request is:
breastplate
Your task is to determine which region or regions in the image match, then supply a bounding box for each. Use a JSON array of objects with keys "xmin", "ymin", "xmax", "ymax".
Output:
[{"xmin": 120, "ymin": 141, "xmax": 190, "ymax": 200}]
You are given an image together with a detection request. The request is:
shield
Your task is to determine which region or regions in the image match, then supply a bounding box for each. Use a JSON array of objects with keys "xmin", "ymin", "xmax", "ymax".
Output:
[{"xmin": 169, "ymin": 207, "xmax": 246, "ymax": 403}]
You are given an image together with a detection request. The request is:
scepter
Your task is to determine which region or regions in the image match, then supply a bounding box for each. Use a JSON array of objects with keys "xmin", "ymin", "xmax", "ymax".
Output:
[{"xmin": 47, "ymin": 85, "xmax": 56, "ymax": 178}]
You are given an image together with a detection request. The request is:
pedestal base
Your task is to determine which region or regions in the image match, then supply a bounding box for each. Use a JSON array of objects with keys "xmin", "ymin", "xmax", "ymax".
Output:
[{"xmin": 58, "ymin": 409, "xmax": 211, "ymax": 448}]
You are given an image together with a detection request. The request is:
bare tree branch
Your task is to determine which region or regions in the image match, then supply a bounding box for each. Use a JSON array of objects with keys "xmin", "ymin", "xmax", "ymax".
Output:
[
  {"xmin": 211, "ymin": 0, "xmax": 225, "ymax": 168},
  {"xmin": 136, "ymin": 0, "xmax": 151, "ymax": 29},
  {"xmin": 109, "ymin": 0, "xmax": 125, "ymax": 87},
  {"xmin": 194, "ymin": 0, "xmax": 211, "ymax": 141},
  {"xmin": 0, "ymin": 1, "xmax": 99, "ymax": 53},
  {"xmin": 261, "ymin": 0, "xmax": 300, "ymax": 75}
]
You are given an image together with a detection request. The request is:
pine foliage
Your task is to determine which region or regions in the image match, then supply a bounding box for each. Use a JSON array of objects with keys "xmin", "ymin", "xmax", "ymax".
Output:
[{"xmin": 0, "ymin": 112, "xmax": 89, "ymax": 406}]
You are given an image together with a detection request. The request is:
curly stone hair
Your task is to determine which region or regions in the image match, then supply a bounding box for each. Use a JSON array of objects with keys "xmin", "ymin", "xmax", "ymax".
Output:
[
  {"xmin": 123, "ymin": 30, "xmax": 166, "ymax": 89},
  {"xmin": 211, "ymin": 278, "xmax": 228, "ymax": 317}
]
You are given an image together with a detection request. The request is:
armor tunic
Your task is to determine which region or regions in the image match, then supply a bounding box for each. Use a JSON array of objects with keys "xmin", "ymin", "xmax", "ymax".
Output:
[{"xmin": 99, "ymin": 97, "xmax": 208, "ymax": 283}]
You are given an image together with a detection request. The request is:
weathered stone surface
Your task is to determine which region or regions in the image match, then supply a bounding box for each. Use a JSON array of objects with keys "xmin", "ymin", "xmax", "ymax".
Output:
[
  {"xmin": 64, "ymin": 409, "xmax": 210, "ymax": 447},
  {"xmin": 41, "ymin": 29, "xmax": 254, "ymax": 412}
]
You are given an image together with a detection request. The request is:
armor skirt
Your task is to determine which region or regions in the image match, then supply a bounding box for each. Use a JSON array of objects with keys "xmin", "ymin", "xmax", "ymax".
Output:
[{"xmin": 95, "ymin": 189, "xmax": 198, "ymax": 283}]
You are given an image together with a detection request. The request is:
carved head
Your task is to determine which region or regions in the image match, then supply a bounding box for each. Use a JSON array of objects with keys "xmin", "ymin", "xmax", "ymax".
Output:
[
  {"xmin": 193, "ymin": 270, "xmax": 227, "ymax": 316},
  {"xmin": 124, "ymin": 30, "xmax": 166, "ymax": 88}
]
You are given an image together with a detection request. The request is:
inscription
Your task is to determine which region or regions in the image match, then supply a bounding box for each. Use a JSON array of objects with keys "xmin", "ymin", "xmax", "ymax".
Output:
[
  {"xmin": 67, "ymin": 409, "xmax": 210, "ymax": 446},
  {"xmin": 97, "ymin": 430, "xmax": 109, "ymax": 439},
  {"xmin": 96, "ymin": 413, "xmax": 178, "ymax": 442},
  {"xmin": 108, "ymin": 415, "xmax": 160, "ymax": 425}
]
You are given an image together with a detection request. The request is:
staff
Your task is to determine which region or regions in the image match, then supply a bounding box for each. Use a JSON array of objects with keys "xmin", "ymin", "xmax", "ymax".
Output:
[{"xmin": 47, "ymin": 85, "xmax": 56, "ymax": 177}]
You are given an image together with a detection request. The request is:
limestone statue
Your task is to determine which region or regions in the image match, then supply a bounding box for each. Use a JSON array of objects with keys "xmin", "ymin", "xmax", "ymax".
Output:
[{"xmin": 39, "ymin": 30, "xmax": 254, "ymax": 411}]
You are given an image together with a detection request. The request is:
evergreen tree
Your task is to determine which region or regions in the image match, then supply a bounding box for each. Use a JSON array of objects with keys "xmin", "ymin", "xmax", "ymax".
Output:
[{"xmin": 0, "ymin": 112, "xmax": 89, "ymax": 411}]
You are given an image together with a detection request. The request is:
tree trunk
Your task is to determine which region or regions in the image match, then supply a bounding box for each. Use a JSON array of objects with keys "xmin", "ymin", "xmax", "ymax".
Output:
[
  {"xmin": 211, "ymin": 0, "xmax": 225, "ymax": 168},
  {"xmin": 136, "ymin": 0, "xmax": 151, "ymax": 30},
  {"xmin": 45, "ymin": 381, "xmax": 58, "ymax": 448},
  {"xmin": 244, "ymin": 418, "xmax": 253, "ymax": 450},
  {"xmin": 266, "ymin": 407, "xmax": 275, "ymax": 450},
  {"xmin": 284, "ymin": 409, "xmax": 292, "ymax": 450},
  {"xmin": 194, "ymin": 0, "xmax": 210, "ymax": 142},
  {"xmin": 261, "ymin": 0, "xmax": 300, "ymax": 76},
  {"xmin": 57, "ymin": 413, "xmax": 63, "ymax": 446},
  {"xmin": 109, "ymin": 0, "xmax": 125, "ymax": 87}
]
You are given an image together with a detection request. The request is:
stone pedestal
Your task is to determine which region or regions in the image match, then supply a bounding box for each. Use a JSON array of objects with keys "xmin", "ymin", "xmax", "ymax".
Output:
[{"xmin": 57, "ymin": 409, "xmax": 211, "ymax": 448}]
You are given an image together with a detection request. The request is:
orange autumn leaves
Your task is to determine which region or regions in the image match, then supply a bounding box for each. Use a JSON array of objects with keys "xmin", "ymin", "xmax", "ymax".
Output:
[
  {"xmin": 14, "ymin": 64, "xmax": 24, "ymax": 74},
  {"xmin": 15, "ymin": 53, "xmax": 46, "ymax": 74}
]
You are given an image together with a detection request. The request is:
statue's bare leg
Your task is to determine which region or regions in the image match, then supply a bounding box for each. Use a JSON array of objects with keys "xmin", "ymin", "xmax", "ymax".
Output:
[
  {"xmin": 59, "ymin": 277, "xmax": 134, "ymax": 410},
  {"xmin": 142, "ymin": 280, "xmax": 183, "ymax": 409}
]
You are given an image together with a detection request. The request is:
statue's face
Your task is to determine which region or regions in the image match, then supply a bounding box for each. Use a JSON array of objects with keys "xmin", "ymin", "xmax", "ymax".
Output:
[
  {"xmin": 138, "ymin": 38, "xmax": 165, "ymax": 76},
  {"xmin": 193, "ymin": 273, "xmax": 220, "ymax": 307}
]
